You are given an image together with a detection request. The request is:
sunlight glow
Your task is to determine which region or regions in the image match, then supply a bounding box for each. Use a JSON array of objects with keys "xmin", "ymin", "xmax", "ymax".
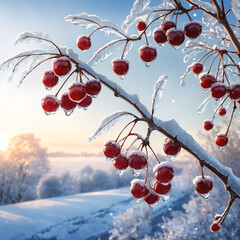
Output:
[{"xmin": 0, "ymin": 134, "xmax": 8, "ymax": 151}]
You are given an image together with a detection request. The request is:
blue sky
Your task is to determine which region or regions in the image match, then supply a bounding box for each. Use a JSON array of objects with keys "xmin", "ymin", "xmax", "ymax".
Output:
[{"xmin": 0, "ymin": 0, "xmax": 236, "ymax": 154}]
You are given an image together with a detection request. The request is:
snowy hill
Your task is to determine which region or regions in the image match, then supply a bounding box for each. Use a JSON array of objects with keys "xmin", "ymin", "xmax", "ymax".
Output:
[{"xmin": 0, "ymin": 184, "xmax": 186, "ymax": 240}]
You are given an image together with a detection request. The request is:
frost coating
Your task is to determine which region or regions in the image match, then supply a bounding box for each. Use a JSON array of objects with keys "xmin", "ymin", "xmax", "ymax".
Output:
[
  {"xmin": 104, "ymin": 140, "xmax": 120, "ymax": 149},
  {"xmin": 183, "ymin": 20, "xmax": 203, "ymax": 28},
  {"xmin": 197, "ymin": 96, "xmax": 211, "ymax": 114},
  {"xmin": 193, "ymin": 175, "xmax": 213, "ymax": 185},
  {"xmin": 131, "ymin": 179, "xmax": 146, "ymax": 186},
  {"xmin": 153, "ymin": 162, "xmax": 174, "ymax": 173},
  {"xmin": 128, "ymin": 150, "xmax": 147, "ymax": 159},
  {"xmin": 14, "ymin": 32, "xmax": 50, "ymax": 45}
]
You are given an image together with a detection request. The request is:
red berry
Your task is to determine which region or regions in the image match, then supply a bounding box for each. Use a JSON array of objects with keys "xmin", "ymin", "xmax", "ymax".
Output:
[
  {"xmin": 154, "ymin": 181, "xmax": 171, "ymax": 195},
  {"xmin": 192, "ymin": 62, "xmax": 203, "ymax": 74},
  {"xmin": 215, "ymin": 133, "xmax": 228, "ymax": 147},
  {"xmin": 103, "ymin": 140, "xmax": 121, "ymax": 159},
  {"xmin": 85, "ymin": 79, "xmax": 101, "ymax": 96},
  {"xmin": 161, "ymin": 20, "xmax": 176, "ymax": 33},
  {"xmin": 184, "ymin": 21, "xmax": 202, "ymax": 39},
  {"xmin": 60, "ymin": 92, "xmax": 77, "ymax": 112},
  {"xmin": 153, "ymin": 163, "xmax": 174, "ymax": 183},
  {"xmin": 218, "ymin": 107, "xmax": 226, "ymax": 116},
  {"xmin": 139, "ymin": 45, "xmax": 157, "ymax": 63},
  {"xmin": 113, "ymin": 153, "xmax": 128, "ymax": 170},
  {"xmin": 68, "ymin": 82, "xmax": 86, "ymax": 103},
  {"xmin": 237, "ymin": 99, "xmax": 240, "ymax": 104},
  {"xmin": 144, "ymin": 190, "xmax": 160, "ymax": 205},
  {"xmin": 137, "ymin": 21, "xmax": 146, "ymax": 31},
  {"xmin": 112, "ymin": 59, "xmax": 129, "ymax": 76},
  {"xmin": 210, "ymin": 223, "xmax": 221, "ymax": 232},
  {"xmin": 163, "ymin": 138, "xmax": 181, "ymax": 156},
  {"xmin": 214, "ymin": 214, "xmax": 222, "ymax": 221},
  {"xmin": 52, "ymin": 57, "xmax": 72, "ymax": 76},
  {"xmin": 77, "ymin": 35, "xmax": 91, "ymax": 51},
  {"xmin": 227, "ymin": 83, "xmax": 240, "ymax": 100},
  {"xmin": 203, "ymin": 120, "xmax": 214, "ymax": 131},
  {"xmin": 128, "ymin": 150, "xmax": 147, "ymax": 170},
  {"xmin": 153, "ymin": 28, "xmax": 167, "ymax": 44},
  {"xmin": 166, "ymin": 29, "xmax": 185, "ymax": 46},
  {"xmin": 199, "ymin": 73, "xmax": 217, "ymax": 89},
  {"xmin": 42, "ymin": 70, "xmax": 59, "ymax": 89},
  {"xmin": 131, "ymin": 179, "xmax": 149, "ymax": 199},
  {"xmin": 210, "ymin": 83, "xmax": 227, "ymax": 99},
  {"xmin": 78, "ymin": 95, "xmax": 92, "ymax": 108},
  {"xmin": 41, "ymin": 95, "xmax": 60, "ymax": 114},
  {"xmin": 193, "ymin": 176, "xmax": 213, "ymax": 194}
]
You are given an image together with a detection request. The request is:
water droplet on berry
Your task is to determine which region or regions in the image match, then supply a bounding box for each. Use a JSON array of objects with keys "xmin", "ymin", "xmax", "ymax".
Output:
[
  {"xmin": 161, "ymin": 194, "xmax": 170, "ymax": 202},
  {"xmin": 45, "ymin": 86, "xmax": 52, "ymax": 91},
  {"xmin": 131, "ymin": 168, "xmax": 143, "ymax": 177},
  {"xmin": 44, "ymin": 111, "xmax": 51, "ymax": 116},
  {"xmin": 167, "ymin": 154, "xmax": 176, "ymax": 161},
  {"xmin": 63, "ymin": 108, "xmax": 74, "ymax": 116},
  {"xmin": 171, "ymin": 45, "xmax": 180, "ymax": 50},
  {"xmin": 91, "ymin": 95, "xmax": 97, "ymax": 98},
  {"xmin": 147, "ymin": 202, "xmax": 158, "ymax": 210},
  {"xmin": 106, "ymin": 157, "xmax": 114, "ymax": 162},
  {"xmin": 200, "ymin": 193, "xmax": 210, "ymax": 199},
  {"xmin": 118, "ymin": 75, "xmax": 125, "ymax": 80},
  {"xmin": 218, "ymin": 146, "xmax": 223, "ymax": 151},
  {"xmin": 144, "ymin": 62, "xmax": 151, "ymax": 67},
  {"xmin": 116, "ymin": 169, "xmax": 125, "ymax": 177},
  {"xmin": 83, "ymin": 107, "xmax": 88, "ymax": 111},
  {"xmin": 136, "ymin": 197, "xmax": 144, "ymax": 203},
  {"xmin": 204, "ymin": 88, "xmax": 210, "ymax": 93}
]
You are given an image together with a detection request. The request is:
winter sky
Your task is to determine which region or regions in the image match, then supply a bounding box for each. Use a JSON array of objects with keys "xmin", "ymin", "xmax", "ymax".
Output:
[{"xmin": 0, "ymin": 0, "xmax": 235, "ymax": 154}]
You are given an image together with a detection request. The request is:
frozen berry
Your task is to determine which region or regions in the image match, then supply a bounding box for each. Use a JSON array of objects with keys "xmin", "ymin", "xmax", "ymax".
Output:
[
  {"xmin": 210, "ymin": 222, "xmax": 221, "ymax": 232},
  {"xmin": 68, "ymin": 82, "xmax": 86, "ymax": 103},
  {"xmin": 139, "ymin": 45, "xmax": 157, "ymax": 63},
  {"xmin": 184, "ymin": 21, "xmax": 202, "ymax": 39},
  {"xmin": 42, "ymin": 70, "xmax": 59, "ymax": 88},
  {"xmin": 60, "ymin": 92, "xmax": 77, "ymax": 113},
  {"xmin": 77, "ymin": 35, "xmax": 91, "ymax": 51},
  {"xmin": 52, "ymin": 57, "xmax": 72, "ymax": 76},
  {"xmin": 166, "ymin": 29, "xmax": 185, "ymax": 46},
  {"xmin": 112, "ymin": 59, "xmax": 129, "ymax": 76},
  {"xmin": 154, "ymin": 181, "xmax": 171, "ymax": 195},
  {"xmin": 144, "ymin": 190, "xmax": 160, "ymax": 205},
  {"xmin": 215, "ymin": 133, "xmax": 228, "ymax": 147},
  {"xmin": 131, "ymin": 179, "xmax": 149, "ymax": 199},
  {"xmin": 103, "ymin": 140, "xmax": 121, "ymax": 159},
  {"xmin": 78, "ymin": 95, "xmax": 92, "ymax": 108},
  {"xmin": 113, "ymin": 153, "xmax": 128, "ymax": 170},
  {"xmin": 161, "ymin": 20, "xmax": 176, "ymax": 33},
  {"xmin": 41, "ymin": 95, "xmax": 60, "ymax": 114},
  {"xmin": 227, "ymin": 83, "xmax": 240, "ymax": 100},
  {"xmin": 203, "ymin": 120, "xmax": 214, "ymax": 131},
  {"xmin": 193, "ymin": 176, "xmax": 213, "ymax": 194},
  {"xmin": 163, "ymin": 138, "xmax": 181, "ymax": 156},
  {"xmin": 85, "ymin": 79, "xmax": 101, "ymax": 96},
  {"xmin": 199, "ymin": 73, "xmax": 217, "ymax": 89},
  {"xmin": 137, "ymin": 21, "xmax": 146, "ymax": 31},
  {"xmin": 153, "ymin": 162, "xmax": 174, "ymax": 183},
  {"xmin": 153, "ymin": 28, "xmax": 167, "ymax": 44},
  {"xmin": 192, "ymin": 62, "xmax": 203, "ymax": 74},
  {"xmin": 128, "ymin": 150, "xmax": 147, "ymax": 170},
  {"xmin": 210, "ymin": 83, "xmax": 227, "ymax": 99},
  {"xmin": 218, "ymin": 107, "xmax": 226, "ymax": 116}
]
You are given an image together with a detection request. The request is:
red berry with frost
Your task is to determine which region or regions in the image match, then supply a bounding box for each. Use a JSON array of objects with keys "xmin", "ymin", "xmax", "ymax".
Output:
[
  {"xmin": 77, "ymin": 35, "xmax": 91, "ymax": 51},
  {"xmin": 153, "ymin": 162, "xmax": 174, "ymax": 183},
  {"xmin": 218, "ymin": 107, "xmax": 226, "ymax": 116},
  {"xmin": 139, "ymin": 45, "xmax": 157, "ymax": 63},
  {"xmin": 184, "ymin": 21, "xmax": 202, "ymax": 39},
  {"xmin": 163, "ymin": 138, "xmax": 181, "ymax": 156},
  {"xmin": 210, "ymin": 83, "xmax": 227, "ymax": 99},
  {"xmin": 103, "ymin": 140, "xmax": 121, "ymax": 159},
  {"xmin": 112, "ymin": 59, "xmax": 129, "ymax": 76},
  {"xmin": 214, "ymin": 214, "xmax": 222, "ymax": 221},
  {"xmin": 154, "ymin": 181, "xmax": 171, "ymax": 195},
  {"xmin": 68, "ymin": 82, "xmax": 86, "ymax": 103},
  {"xmin": 85, "ymin": 79, "xmax": 101, "ymax": 96},
  {"xmin": 137, "ymin": 21, "xmax": 146, "ymax": 31},
  {"xmin": 161, "ymin": 20, "xmax": 176, "ymax": 33},
  {"xmin": 227, "ymin": 83, "xmax": 240, "ymax": 100},
  {"xmin": 153, "ymin": 28, "xmax": 167, "ymax": 44},
  {"xmin": 192, "ymin": 62, "xmax": 203, "ymax": 74},
  {"xmin": 78, "ymin": 95, "xmax": 92, "ymax": 108},
  {"xmin": 210, "ymin": 223, "xmax": 221, "ymax": 232},
  {"xmin": 131, "ymin": 179, "xmax": 149, "ymax": 199},
  {"xmin": 128, "ymin": 150, "xmax": 147, "ymax": 170},
  {"xmin": 52, "ymin": 57, "xmax": 72, "ymax": 76},
  {"xmin": 166, "ymin": 29, "xmax": 185, "ymax": 46},
  {"xmin": 42, "ymin": 70, "xmax": 59, "ymax": 88},
  {"xmin": 144, "ymin": 190, "xmax": 160, "ymax": 205},
  {"xmin": 193, "ymin": 176, "xmax": 213, "ymax": 194},
  {"xmin": 203, "ymin": 120, "xmax": 214, "ymax": 131},
  {"xmin": 113, "ymin": 153, "xmax": 128, "ymax": 170},
  {"xmin": 41, "ymin": 95, "xmax": 60, "ymax": 113},
  {"xmin": 199, "ymin": 73, "xmax": 217, "ymax": 89},
  {"xmin": 60, "ymin": 92, "xmax": 77, "ymax": 112},
  {"xmin": 215, "ymin": 133, "xmax": 228, "ymax": 147}
]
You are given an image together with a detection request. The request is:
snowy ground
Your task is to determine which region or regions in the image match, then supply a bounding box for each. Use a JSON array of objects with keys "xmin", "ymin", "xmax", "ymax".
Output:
[{"xmin": 0, "ymin": 183, "xmax": 186, "ymax": 240}]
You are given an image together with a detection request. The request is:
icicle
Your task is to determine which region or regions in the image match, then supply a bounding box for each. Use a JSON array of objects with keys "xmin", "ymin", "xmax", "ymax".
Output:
[
  {"xmin": 136, "ymin": 197, "xmax": 144, "ymax": 203},
  {"xmin": 144, "ymin": 62, "xmax": 151, "ymax": 67},
  {"xmin": 148, "ymin": 202, "xmax": 158, "ymax": 210},
  {"xmin": 161, "ymin": 194, "xmax": 170, "ymax": 202},
  {"xmin": 131, "ymin": 168, "xmax": 143, "ymax": 177},
  {"xmin": 200, "ymin": 193, "xmax": 210, "ymax": 199},
  {"xmin": 116, "ymin": 169, "xmax": 125, "ymax": 177},
  {"xmin": 63, "ymin": 108, "xmax": 74, "ymax": 116},
  {"xmin": 167, "ymin": 154, "xmax": 176, "ymax": 161}
]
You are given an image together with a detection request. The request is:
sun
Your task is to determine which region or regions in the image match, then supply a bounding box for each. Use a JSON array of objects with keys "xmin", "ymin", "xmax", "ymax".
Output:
[{"xmin": 0, "ymin": 134, "xmax": 9, "ymax": 151}]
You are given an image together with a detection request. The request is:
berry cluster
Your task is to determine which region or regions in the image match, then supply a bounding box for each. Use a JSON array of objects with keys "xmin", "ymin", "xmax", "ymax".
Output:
[{"xmin": 41, "ymin": 56, "xmax": 101, "ymax": 116}]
